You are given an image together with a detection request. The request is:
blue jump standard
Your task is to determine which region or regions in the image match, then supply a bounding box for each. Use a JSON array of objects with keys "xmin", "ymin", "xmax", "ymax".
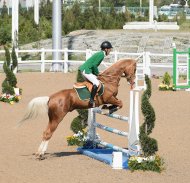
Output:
[{"xmin": 77, "ymin": 148, "xmax": 129, "ymax": 169}]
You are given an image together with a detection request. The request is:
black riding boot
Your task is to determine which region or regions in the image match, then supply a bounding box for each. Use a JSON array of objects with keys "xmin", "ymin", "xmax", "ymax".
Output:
[{"xmin": 89, "ymin": 85, "xmax": 98, "ymax": 107}]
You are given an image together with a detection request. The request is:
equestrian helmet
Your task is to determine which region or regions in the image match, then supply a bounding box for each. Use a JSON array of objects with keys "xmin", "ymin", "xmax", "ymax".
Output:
[{"xmin": 100, "ymin": 41, "xmax": 113, "ymax": 50}]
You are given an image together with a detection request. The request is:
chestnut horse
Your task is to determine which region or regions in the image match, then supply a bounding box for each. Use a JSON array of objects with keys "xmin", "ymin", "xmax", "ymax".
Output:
[{"xmin": 19, "ymin": 59, "xmax": 136, "ymax": 159}]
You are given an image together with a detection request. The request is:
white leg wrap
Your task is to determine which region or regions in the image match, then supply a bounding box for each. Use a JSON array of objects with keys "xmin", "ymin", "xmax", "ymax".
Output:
[
  {"xmin": 37, "ymin": 140, "xmax": 49, "ymax": 155},
  {"xmin": 38, "ymin": 141, "xmax": 45, "ymax": 152},
  {"xmin": 42, "ymin": 141, "xmax": 49, "ymax": 153}
]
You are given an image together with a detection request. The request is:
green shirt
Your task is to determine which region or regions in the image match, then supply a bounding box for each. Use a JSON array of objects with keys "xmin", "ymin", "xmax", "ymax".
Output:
[{"xmin": 79, "ymin": 51, "xmax": 105, "ymax": 75}]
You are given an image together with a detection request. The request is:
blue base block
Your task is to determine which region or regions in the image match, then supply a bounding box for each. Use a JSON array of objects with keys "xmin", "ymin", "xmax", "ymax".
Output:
[{"xmin": 77, "ymin": 148, "xmax": 129, "ymax": 169}]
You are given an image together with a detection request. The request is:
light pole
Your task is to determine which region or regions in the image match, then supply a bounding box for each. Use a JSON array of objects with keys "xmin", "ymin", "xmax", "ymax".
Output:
[
  {"xmin": 149, "ymin": 0, "xmax": 154, "ymax": 23},
  {"xmin": 34, "ymin": 0, "xmax": 39, "ymax": 25},
  {"xmin": 51, "ymin": 0, "xmax": 63, "ymax": 71},
  {"xmin": 99, "ymin": 0, "xmax": 101, "ymax": 12}
]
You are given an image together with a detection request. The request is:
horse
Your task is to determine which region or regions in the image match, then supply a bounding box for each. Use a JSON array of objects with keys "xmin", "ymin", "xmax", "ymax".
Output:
[{"xmin": 19, "ymin": 58, "xmax": 137, "ymax": 160}]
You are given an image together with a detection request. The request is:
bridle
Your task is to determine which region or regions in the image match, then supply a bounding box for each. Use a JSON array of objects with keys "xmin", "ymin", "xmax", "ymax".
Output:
[
  {"xmin": 125, "ymin": 65, "xmax": 136, "ymax": 89},
  {"xmin": 126, "ymin": 75, "xmax": 136, "ymax": 89}
]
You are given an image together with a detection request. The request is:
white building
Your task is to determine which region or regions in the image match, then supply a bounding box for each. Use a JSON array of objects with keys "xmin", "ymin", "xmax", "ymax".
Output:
[{"xmin": 0, "ymin": 0, "xmax": 34, "ymax": 8}]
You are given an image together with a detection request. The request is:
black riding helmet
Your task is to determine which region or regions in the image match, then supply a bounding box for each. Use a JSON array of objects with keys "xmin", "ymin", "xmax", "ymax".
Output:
[{"xmin": 100, "ymin": 41, "xmax": 113, "ymax": 50}]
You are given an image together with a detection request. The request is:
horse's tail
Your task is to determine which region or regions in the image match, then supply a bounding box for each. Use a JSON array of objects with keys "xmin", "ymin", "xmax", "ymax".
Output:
[{"xmin": 18, "ymin": 96, "xmax": 49, "ymax": 127}]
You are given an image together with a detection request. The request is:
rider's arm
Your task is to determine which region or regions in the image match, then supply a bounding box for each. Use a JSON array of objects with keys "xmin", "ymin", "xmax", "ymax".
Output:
[
  {"xmin": 91, "ymin": 51, "xmax": 104, "ymax": 75},
  {"xmin": 92, "ymin": 66, "xmax": 99, "ymax": 76}
]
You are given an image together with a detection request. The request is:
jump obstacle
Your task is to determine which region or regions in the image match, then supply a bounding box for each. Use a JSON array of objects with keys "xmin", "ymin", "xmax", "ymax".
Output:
[
  {"xmin": 78, "ymin": 89, "xmax": 141, "ymax": 169},
  {"xmin": 173, "ymin": 47, "xmax": 190, "ymax": 90}
]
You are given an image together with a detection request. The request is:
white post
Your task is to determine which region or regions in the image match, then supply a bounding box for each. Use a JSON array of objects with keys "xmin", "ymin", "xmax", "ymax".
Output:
[
  {"xmin": 149, "ymin": 0, "xmax": 154, "ymax": 23},
  {"xmin": 41, "ymin": 48, "xmax": 45, "ymax": 73},
  {"xmin": 145, "ymin": 51, "xmax": 151, "ymax": 76},
  {"xmin": 114, "ymin": 50, "xmax": 118, "ymax": 62},
  {"xmin": 64, "ymin": 48, "xmax": 68, "ymax": 73},
  {"xmin": 12, "ymin": 0, "xmax": 19, "ymax": 47},
  {"xmin": 34, "ymin": 0, "xmax": 39, "ymax": 25},
  {"xmin": 87, "ymin": 109, "xmax": 96, "ymax": 142},
  {"xmin": 128, "ymin": 90, "xmax": 140, "ymax": 156}
]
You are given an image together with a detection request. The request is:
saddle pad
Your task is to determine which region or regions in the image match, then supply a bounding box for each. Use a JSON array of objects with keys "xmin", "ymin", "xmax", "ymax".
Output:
[{"xmin": 74, "ymin": 84, "xmax": 104, "ymax": 100}]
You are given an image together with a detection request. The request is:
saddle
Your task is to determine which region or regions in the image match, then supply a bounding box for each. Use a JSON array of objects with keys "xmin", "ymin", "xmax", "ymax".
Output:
[
  {"xmin": 73, "ymin": 81, "xmax": 104, "ymax": 100},
  {"xmin": 74, "ymin": 81, "xmax": 101, "ymax": 92}
]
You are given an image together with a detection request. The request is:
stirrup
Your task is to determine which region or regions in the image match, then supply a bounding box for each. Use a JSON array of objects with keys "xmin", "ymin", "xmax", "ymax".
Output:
[{"xmin": 89, "ymin": 99, "xmax": 95, "ymax": 108}]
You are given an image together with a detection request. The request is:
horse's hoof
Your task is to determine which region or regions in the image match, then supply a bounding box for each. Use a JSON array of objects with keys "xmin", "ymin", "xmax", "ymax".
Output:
[
  {"xmin": 101, "ymin": 105, "xmax": 109, "ymax": 109},
  {"xmin": 35, "ymin": 152, "xmax": 39, "ymax": 156},
  {"xmin": 100, "ymin": 109, "xmax": 109, "ymax": 115},
  {"xmin": 109, "ymin": 107, "xmax": 118, "ymax": 114},
  {"xmin": 39, "ymin": 154, "xmax": 46, "ymax": 160},
  {"xmin": 35, "ymin": 153, "xmax": 46, "ymax": 160}
]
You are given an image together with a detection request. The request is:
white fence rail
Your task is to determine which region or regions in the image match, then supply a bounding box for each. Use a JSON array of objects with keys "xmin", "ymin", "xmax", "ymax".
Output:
[{"xmin": 0, "ymin": 48, "xmax": 173, "ymax": 76}]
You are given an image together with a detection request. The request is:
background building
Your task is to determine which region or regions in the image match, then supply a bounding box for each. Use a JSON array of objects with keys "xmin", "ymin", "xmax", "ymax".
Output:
[{"xmin": 0, "ymin": 0, "xmax": 34, "ymax": 8}]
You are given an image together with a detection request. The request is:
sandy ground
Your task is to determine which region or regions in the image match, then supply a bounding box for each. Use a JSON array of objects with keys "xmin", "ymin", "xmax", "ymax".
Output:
[{"xmin": 0, "ymin": 72, "xmax": 190, "ymax": 183}]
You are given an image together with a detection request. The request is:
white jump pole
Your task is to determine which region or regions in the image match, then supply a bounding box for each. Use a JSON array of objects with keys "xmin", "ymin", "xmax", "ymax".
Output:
[{"xmin": 128, "ymin": 90, "xmax": 140, "ymax": 154}]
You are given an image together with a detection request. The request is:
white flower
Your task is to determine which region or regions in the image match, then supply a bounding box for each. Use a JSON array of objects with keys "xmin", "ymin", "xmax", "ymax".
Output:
[
  {"xmin": 73, "ymin": 133, "xmax": 79, "ymax": 137},
  {"xmin": 2, "ymin": 93, "xmax": 6, "ymax": 97},
  {"xmin": 147, "ymin": 156, "xmax": 155, "ymax": 162},
  {"xmin": 96, "ymin": 133, "xmax": 101, "ymax": 140},
  {"xmin": 77, "ymin": 131, "xmax": 83, "ymax": 136},
  {"xmin": 9, "ymin": 95, "xmax": 14, "ymax": 99},
  {"xmin": 129, "ymin": 156, "xmax": 137, "ymax": 161},
  {"xmin": 83, "ymin": 136, "xmax": 87, "ymax": 141},
  {"xmin": 137, "ymin": 157, "xmax": 143, "ymax": 163}
]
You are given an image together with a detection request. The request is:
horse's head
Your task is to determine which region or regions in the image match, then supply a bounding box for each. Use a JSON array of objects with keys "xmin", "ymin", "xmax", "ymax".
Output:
[{"xmin": 124, "ymin": 60, "xmax": 136, "ymax": 89}]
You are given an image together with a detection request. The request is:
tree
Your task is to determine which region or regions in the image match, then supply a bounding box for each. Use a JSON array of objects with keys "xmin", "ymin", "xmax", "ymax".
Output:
[
  {"xmin": 1, "ymin": 4, "xmax": 8, "ymax": 17},
  {"xmin": 2, "ymin": 46, "xmax": 17, "ymax": 95},
  {"xmin": 139, "ymin": 75, "xmax": 158, "ymax": 157},
  {"xmin": 11, "ymin": 46, "xmax": 18, "ymax": 72}
]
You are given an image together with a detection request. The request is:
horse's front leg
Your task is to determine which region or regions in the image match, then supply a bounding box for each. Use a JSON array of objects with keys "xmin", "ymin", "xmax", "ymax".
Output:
[{"xmin": 103, "ymin": 96, "xmax": 123, "ymax": 114}]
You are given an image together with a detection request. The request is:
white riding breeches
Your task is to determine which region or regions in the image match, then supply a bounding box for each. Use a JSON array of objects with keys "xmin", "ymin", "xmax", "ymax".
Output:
[{"xmin": 82, "ymin": 71, "xmax": 100, "ymax": 87}]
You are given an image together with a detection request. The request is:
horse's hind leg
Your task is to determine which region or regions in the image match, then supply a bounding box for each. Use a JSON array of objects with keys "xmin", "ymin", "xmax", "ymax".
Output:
[{"xmin": 36, "ymin": 109, "xmax": 68, "ymax": 160}]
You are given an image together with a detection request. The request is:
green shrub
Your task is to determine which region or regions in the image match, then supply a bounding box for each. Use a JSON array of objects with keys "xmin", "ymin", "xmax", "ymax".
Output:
[
  {"xmin": 139, "ymin": 75, "xmax": 158, "ymax": 156},
  {"xmin": 162, "ymin": 72, "xmax": 171, "ymax": 86},
  {"xmin": 11, "ymin": 46, "xmax": 18, "ymax": 71},
  {"xmin": 70, "ymin": 71, "xmax": 88, "ymax": 134},
  {"xmin": 158, "ymin": 72, "xmax": 174, "ymax": 91},
  {"xmin": 1, "ymin": 46, "xmax": 17, "ymax": 95},
  {"xmin": 129, "ymin": 75, "xmax": 164, "ymax": 172}
]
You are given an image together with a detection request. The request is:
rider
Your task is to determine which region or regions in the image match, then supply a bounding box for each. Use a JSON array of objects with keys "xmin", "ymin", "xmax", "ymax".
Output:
[{"xmin": 79, "ymin": 41, "xmax": 113, "ymax": 107}]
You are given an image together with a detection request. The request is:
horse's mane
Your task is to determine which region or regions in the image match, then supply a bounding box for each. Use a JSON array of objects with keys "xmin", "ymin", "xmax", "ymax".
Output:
[
  {"xmin": 100, "ymin": 59, "xmax": 136, "ymax": 75},
  {"xmin": 98, "ymin": 59, "xmax": 136, "ymax": 83}
]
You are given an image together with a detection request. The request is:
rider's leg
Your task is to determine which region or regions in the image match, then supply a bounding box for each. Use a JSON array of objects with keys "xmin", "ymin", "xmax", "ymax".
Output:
[
  {"xmin": 82, "ymin": 72, "xmax": 99, "ymax": 106},
  {"xmin": 89, "ymin": 85, "xmax": 98, "ymax": 106}
]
